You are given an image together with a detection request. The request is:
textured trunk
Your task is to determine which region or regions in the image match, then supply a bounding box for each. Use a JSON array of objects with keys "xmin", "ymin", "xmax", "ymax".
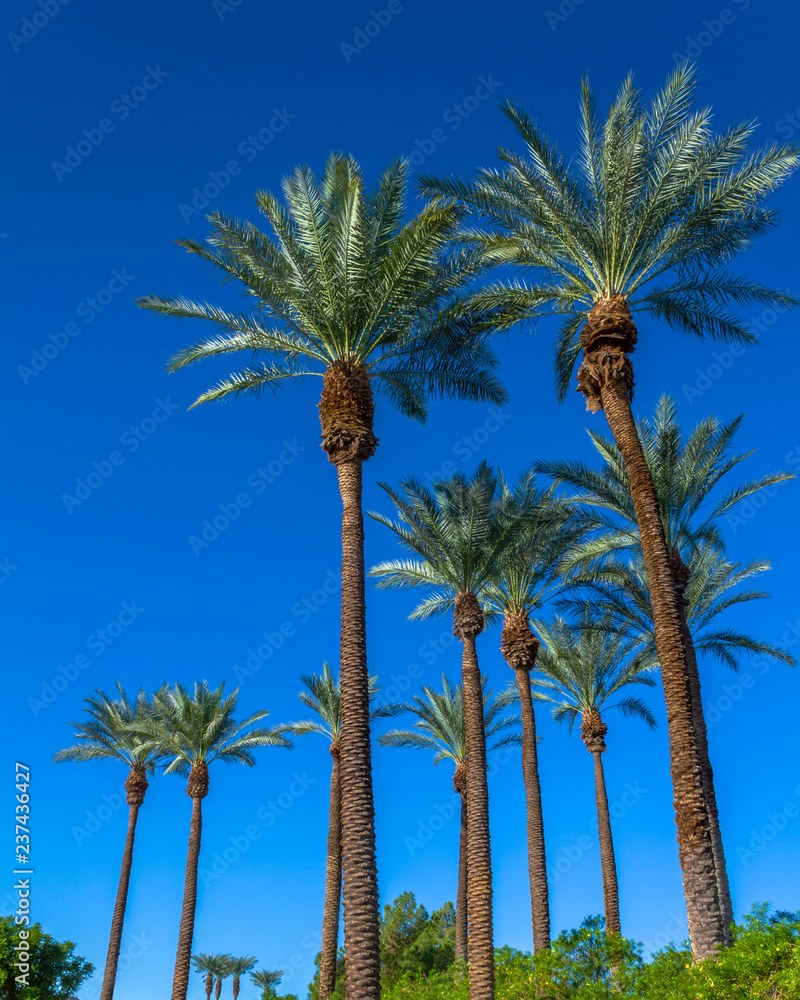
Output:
[
  {"xmin": 99, "ymin": 803, "xmax": 140, "ymax": 1000},
  {"xmin": 204, "ymin": 973, "xmax": 212, "ymax": 999},
  {"xmin": 513, "ymin": 666, "xmax": 551, "ymax": 952},
  {"xmin": 319, "ymin": 748, "xmax": 343, "ymax": 1000},
  {"xmin": 214, "ymin": 978, "xmax": 222, "ymax": 1000},
  {"xmin": 337, "ymin": 459, "xmax": 380, "ymax": 1000},
  {"xmin": 672, "ymin": 557, "xmax": 734, "ymax": 945},
  {"xmin": 456, "ymin": 594, "xmax": 494, "ymax": 1000},
  {"xmin": 592, "ymin": 751, "xmax": 621, "ymax": 935},
  {"xmin": 501, "ymin": 613, "xmax": 550, "ymax": 952},
  {"xmin": 577, "ymin": 299, "xmax": 724, "ymax": 959},
  {"xmin": 233, "ymin": 975, "xmax": 240, "ymax": 1000},
  {"xmin": 455, "ymin": 786, "xmax": 469, "ymax": 967},
  {"xmin": 171, "ymin": 768, "xmax": 206, "ymax": 1000},
  {"xmin": 100, "ymin": 767, "xmax": 148, "ymax": 1000}
]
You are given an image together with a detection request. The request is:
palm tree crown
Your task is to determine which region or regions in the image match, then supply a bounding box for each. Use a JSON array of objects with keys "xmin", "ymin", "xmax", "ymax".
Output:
[
  {"xmin": 137, "ymin": 154, "xmax": 505, "ymax": 421},
  {"xmin": 421, "ymin": 63, "xmax": 798, "ymax": 398}
]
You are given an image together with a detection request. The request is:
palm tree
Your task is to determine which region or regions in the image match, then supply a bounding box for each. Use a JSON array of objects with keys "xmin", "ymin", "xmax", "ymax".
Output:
[
  {"xmin": 54, "ymin": 684, "xmax": 162, "ymax": 1000},
  {"xmin": 137, "ymin": 154, "xmax": 506, "ymax": 1000},
  {"xmin": 370, "ymin": 462, "xmax": 523, "ymax": 998},
  {"xmin": 422, "ymin": 66, "xmax": 799, "ymax": 957},
  {"xmin": 379, "ymin": 674, "xmax": 520, "ymax": 967},
  {"xmin": 483, "ymin": 470, "xmax": 582, "ymax": 953},
  {"xmin": 537, "ymin": 394, "xmax": 794, "ymax": 939},
  {"xmin": 250, "ymin": 969, "xmax": 284, "ymax": 999},
  {"xmin": 280, "ymin": 665, "xmax": 404, "ymax": 1000},
  {"xmin": 137, "ymin": 682, "xmax": 290, "ymax": 1000},
  {"xmin": 227, "ymin": 955, "xmax": 257, "ymax": 1000},
  {"xmin": 534, "ymin": 617, "xmax": 657, "ymax": 935},
  {"xmin": 191, "ymin": 953, "xmax": 221, "ymax": 1000},
  {"xmin": 560, "ymin": 545, "xmax": 796, "ymax": 941}
]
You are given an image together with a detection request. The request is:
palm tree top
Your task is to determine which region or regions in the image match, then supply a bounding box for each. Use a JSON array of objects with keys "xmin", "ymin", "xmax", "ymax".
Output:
[
  {"xmin": 136, "ymin": 153, "xmax": 506, "ymax": 415},
  {"xmin": 137, "ymin": 681, "xmax": 291, "ymax": 775},
  {"xmin": 379, "ymin": 673, "xmax": 521, "ymax": 767},
  {"xmin": 226, "ymin": 955, "xmax": 258, "ymax": 976},
  {"xmin": 533, "ymin": 615, "xmax": 657, "ymax": 732},
  {"xmin": 53, "ymin": 682, "xmax": 163, "ymax": 771},
  {"xmin": 192, "ymin": 952, "xmax": 232, "ymax": 977},
  {"xmin": 250, "ymin": 968, "xmax": 284, "ymax": 987},
  {"xmin": 369, "ymin": 461, "xmax": 528, "ymax": 619},
  {"xmin": 280, "ymin": 662, "xmax": 406, "ymax": 743},
  {"xmin": 536, "ymin": 394, "xmax": 794, "ymax": 561},
  {"xmin": 420, "ymin": 63, "xmax": 799, "ymax": 397}
]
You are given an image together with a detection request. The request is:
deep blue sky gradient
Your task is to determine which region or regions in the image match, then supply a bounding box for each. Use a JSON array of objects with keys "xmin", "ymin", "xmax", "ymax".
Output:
[{"xmin": 4, "ymin": 1, "xmax": 800, "ymax": 997}]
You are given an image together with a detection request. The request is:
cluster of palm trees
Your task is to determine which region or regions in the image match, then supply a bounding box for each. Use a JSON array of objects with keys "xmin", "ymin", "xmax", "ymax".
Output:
[
  {"xmin": 190, "ymin": 954, "xmax": 285, "ymax": 1000},
  {"xmin": 58, "ymin": 61, "xmax": 799, "ymax": 1000}
]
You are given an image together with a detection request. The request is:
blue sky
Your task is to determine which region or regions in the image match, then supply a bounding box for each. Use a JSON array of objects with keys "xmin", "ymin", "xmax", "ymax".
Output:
[{"xmin": 4, "ymin": 0, "xmax": 800, "ymax": 996}]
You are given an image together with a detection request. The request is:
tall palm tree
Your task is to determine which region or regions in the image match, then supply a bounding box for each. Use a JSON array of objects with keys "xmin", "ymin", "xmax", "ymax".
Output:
[
  {"xmin": 537, "ymin": 394, "xmax": 794, "ymax": 939},
  {"xmin": 137, "ymin": 154, "xmax": 505, "ymax": 1000},
  {"xmin": 137, "ymin": 682, "xmax": 290, "ymax": 1000},
  {"xmin": 227, "ymin": 955, "xmax": 257, "ymax": 1000},
  {"xmin": 54, "ymin": 684, "xmax": 162, "ymax": 1000},
  {"xmin": 379, "ymin": 674, "xmax": 521, "ymax": 966},
  {"xmin": 280, "ymin": 665, "xmax": 404, "ymax": 1000},
  {"xmin": 483, "ymin": 470, "xmax": 582, "ymax": 953},
  {"xmin": 250, "ymin": 969, "xmax": 284, "ymax": 999},
  {"xmin": 534, "ymin": 617, "xmax": 657, "ymax": 935},
  {"xmin": 191, "ymin": 953, "xmax": 223, "ymax": 1000},
  {"xmin": 370, "ymin": 462, "xmax": 523, "ymax": 999},
  {"xmin": 560, "ymin": 544, "xmax": 796, "ymax": 941},
  {"xmin": 422, "ymin": 66, "xmax": 799, "ymax": 957}
]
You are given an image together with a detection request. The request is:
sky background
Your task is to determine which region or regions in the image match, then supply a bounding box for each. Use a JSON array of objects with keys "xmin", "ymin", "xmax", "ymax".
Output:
[{"xmin": 4, "ymin": 0, "xmax": 800, "ymax": 997}]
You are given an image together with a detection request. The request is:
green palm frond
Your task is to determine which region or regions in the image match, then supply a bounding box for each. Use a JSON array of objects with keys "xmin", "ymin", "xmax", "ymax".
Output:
[
  {"xmin": 420, "ymin": 63, "xmax": 799, "ymax": 388},
  {"xmin": 139, "ymin": 153, "xmax": 507, "ymax": 414}
]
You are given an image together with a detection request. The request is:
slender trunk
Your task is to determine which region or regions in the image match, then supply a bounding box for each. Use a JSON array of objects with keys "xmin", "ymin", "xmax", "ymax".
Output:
[
  {"xmin": 233, "ymin": 975, "xmax": 240, "ymax": 1000},
  {"xmin": 214, "ymin": 977, "xmax": 222, "ymax": 1000},
  {"xmin": 676, "ymin": 589, "xmax": 734, "ymax": 943},
  {"xmin": 459, "ymin": 619, "xmax": 494, "ymax": 999},
  {"xmin": 578, "ymin": 304, "xmax": 725, "ymax": 959},
  {"xmin": 592, "ymin": 751, "xmax": 621, "ymax": 935},
  {"xmin": 99, "ymin": 802, "xmax": 141, "ymax": 1000},
  {"xmin": 204, "ymin": 973, "xmax": 213, "ymax": 999},
  {"xmin": 455, "ymin": 786, "xmax": 469, "ymax": 967},
  {"xmin": 320, "ymin": 748, "xmax": 343, "ymax": 1000},
  {"xmin": 337, "ymin": 459, "xmax": 380, "ymax": 999},
  {"xmin": 513, "ymin": 666, "xmax": 550, "ymax": 952},
  {"xmin": 171, "ymin": 795, "xmax": 204, "ymax": 1000}
]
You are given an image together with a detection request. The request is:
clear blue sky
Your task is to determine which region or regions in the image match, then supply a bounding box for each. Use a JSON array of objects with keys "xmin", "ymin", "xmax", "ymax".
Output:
[{"xmin": 4, "ymin": 0, "xmax": 800, "ymax": 997}]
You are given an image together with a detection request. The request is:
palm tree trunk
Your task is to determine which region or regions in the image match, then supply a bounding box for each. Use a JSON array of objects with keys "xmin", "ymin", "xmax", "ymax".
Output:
[
  {"xmin": 233, "ymin": 975, "xmax": 240, "ymax": 1000},
  {"xmin": 512, "ymin": 665, "xmax": 550, "ymax": 952},
  {"xmin": 457, "ymin": 595, "xmax": 494, "ymax": 1000},
  {"xmin": 99, "ymin": 801, "xmax": 141, "ymax": 1000},
  {"xmin": 214, "ymin": 977, "xmax": 222, "ymax": 1000},
  {"xmin": 675, "ymin": 591, "xmax": 734, "ymax": 943},
  {"xmin": 455, "ymin": 787, "xmax": 468, "ymax": 967},
  {"xmin": 337, "ymin": 458, "xmax": 381, "ymax": 999},
  {"xmin": 205, "ymin": 973, "xmax": 213, "ymax": 999},
  {"xmin": 592, "ymin": 751, "xmax": 621, "ymax": 935},
  {"xmin": 171, "ymin": 795, "xmax": 203, "ymax": 1000},
  {"xmin": 320, "ymin": 749, "xmax": 343, "ymax": 1000},
  {"xmin": 581, "ymin": 312, "xmax": 725, "ymax": 958}
]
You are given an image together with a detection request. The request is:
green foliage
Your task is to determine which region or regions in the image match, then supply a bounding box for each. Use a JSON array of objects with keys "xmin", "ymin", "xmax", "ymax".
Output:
[
  {"xmin": 380, "ymin": 894, "xmax": 456, "ymax": 988},
  {"xmin": 0, "ymin": 917, "xmax": 93, "ymax": 999},
  {"xmin": 368, "ymin": 906, "xmax": 800, "ymax": 999}
]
